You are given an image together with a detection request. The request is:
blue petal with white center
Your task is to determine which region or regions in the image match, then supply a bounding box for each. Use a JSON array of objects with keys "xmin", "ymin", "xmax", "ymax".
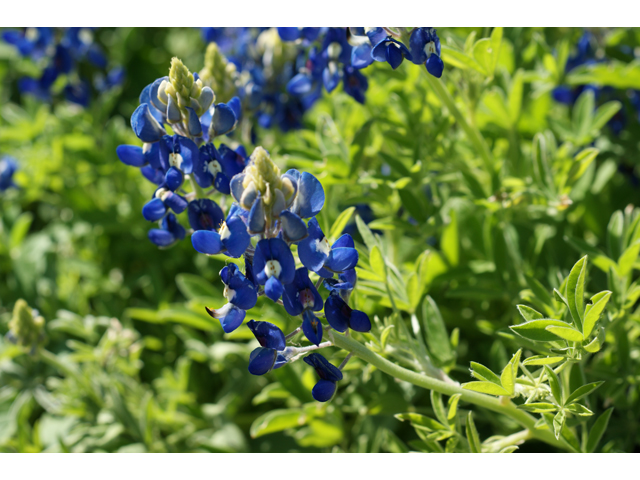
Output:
[
  {"xmin": 253, "ymin": 238, "xmax": 296, "ymax": 286},
  {"xmin": 282, "ymin": 267, "xmax": 323, "ymax": 316}
]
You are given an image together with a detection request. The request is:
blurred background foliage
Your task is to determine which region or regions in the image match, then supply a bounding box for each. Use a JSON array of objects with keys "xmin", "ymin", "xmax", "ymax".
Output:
[{"xmin": 1, "ymin": 27, "xmax": 640, "ymax": 452}]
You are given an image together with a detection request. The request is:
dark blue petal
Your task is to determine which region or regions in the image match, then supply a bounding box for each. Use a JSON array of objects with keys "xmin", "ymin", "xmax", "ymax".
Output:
[
  {"xmin": 247, "ymin": 319, "xmax": 286, "ymax": 350},
  {"xmin": 230, "ymin": 173, "xmax": 246, "ymax": 203},
  {"xmin": 265, "ymin": 276, "xmax": 284, "ymax": 302},
  {"xmin": 312, "ymin": 379, "xmax": 337, "ymax": 402},
  {"xmin": 324, "ymin": 294, "xmax": 350, "ymax": 332},
  {"xmin": 297, "ymin": 218, "xmax": 329, "ymax": 272},
  {"xmin": 349, "ymin": 310, "xmax": 371, "ymax": 332},
  {"xmin": 322, "ymin": 66, "xmax": 340, "ymax": 93},
  {"xmin": 142, "ymin": 198, "xmax": 166, "ymax": 222},
  {"xmin": 302, "ymin": 310, "xmax": 323, "ymax": 346},
  {"xmin": 426, "ymin": 55, "xmax": 444, "ymax": 78},
  {"xmin": 132, "ymin": 104, "xmax": 165, "ymax": 143},
  {"xmin": 141, "ymin": 166, "xmax": 165, "ymax": 185},
  {"xmin": 409, "ymin": 27, "xmax": 429, "ymax": 64},
  {"xmin": 187, "ymin": 199, "xmax": 225, "ymax": 231},
  {"xmin": 269, "ymin": 238, "xmax": 296, "ymax": 284},
  {"xmin": 303, "ymin": 352, "xmax": 343, "ymax": 382},
  {"xmin": 116, "ymin": 145, "xmax": 147, "ymax": 167},
  {"xmin": 248, "ymin": 347, "xmax": 277, "ymax": 375},
  {"xmin": 366, "ymin": 28, "xmax": 387, "ymax": 46},
  {"xmin": 192, "ymin": 230, "xmax": 223, "ymax": 255},
  {"xmin": 386, "ymin": 43, "xmax": 404, "ymax": 69},
  {"xmin": 166, "ymin": 95, "xmax": 181, "ymax": 123},
  {"xmin": 280, "ymin": 211, "xmax": 308, "ymax": 243}
]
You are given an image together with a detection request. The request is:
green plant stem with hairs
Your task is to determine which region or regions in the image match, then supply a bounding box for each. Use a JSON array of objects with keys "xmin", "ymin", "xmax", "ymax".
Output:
[{"xmin": 328, "ymin": 331, "xmax": 574, "ymax": 452}]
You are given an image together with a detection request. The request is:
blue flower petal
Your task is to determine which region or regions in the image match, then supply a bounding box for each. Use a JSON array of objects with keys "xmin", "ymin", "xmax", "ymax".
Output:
[
  {"xmin": 302, "ymin": 310, "xmax": 323, "ymax": 346},
  {"xmin": 131, "ymin": 104, "xmax": 165, "ymax": 143},
  {"xmin": 349, "ymin": 310, "xmax": 371, "ymax": 332},
  {"xmin": 186, "ymin": 107, "xmax": 202, "ymax": 137},
  {"xmin": 247, "ymin": 194, "xmax": 266, "ymax": 234},
  {"xmin": 247, "ymin": 319, "xmax": 286, "ymax": 350},
  {"xmin": 176, "ymin": 136, "xmax": 198, "ymax": 174},
  {"xmin": 287, "ymin": 73, "xmax": 313, "ymax": 95},
  {"xmin": 210, "ymin": 103, "xmax": 237, "ymax": 137},
  {"xmin": 277, "ymin": 27, "xmax": 301, "ymax": 41},
  {"xmin": 292, "ymin": 172, "xmax": 325, "ymax": 219},
  {"xmin": 228, "ymin": 96, "xmax": 242, "ymax": 122},
  {"xmin": 163, "ymin": 192, "xmax": 188, "ymax": 214},
  {"xmin": 265, "ymin": 276, "xmax": 284, "ymax": 302},
  {"xmin": 386, "ymin": 43, "xmax": 404, "ymax": 69},
  {"xmin": 219, "ymin": 304, "xmax": 246, "ymax": 333},
  {"xmin": 409, "ymin": 27, "xmax": 429, "ymax": 64},
  {"xmin": 332, "ymin": 234, "xmax": 354, "ymax": 249},
  {"xmin": 325, "ymin": 247, "xmax": 359, "ymax": 272},
  {"xmin": 311, "ymin": 379, "xmax": 337, "ymax": 402},
  {"xmin": 148, "ymin": 229, "xmax": 176, "ymax": 247},
  {"xmin": 116, "ymin": 145, "xmax": 147, "ymax": 167},
  {"xmin": 142, "ymin": 198, "xmax": 166, "ymax": 222},
  {"xmin": 248, "ymin": 347, "xmax": 277, "ymax": 375},
  {"xmin": 426, "ymin": 55, "xmax": 444, "ymax": 78},
  {"xmin": 164, "ymin": 166, "xmax": 183, "ymax": 191},
  {"xmin": 187, "ymin": 199, "xmax": 224, "ymax": 231},
  {"xmin": 351, "ymin": 44, "xmax": 374, "ymax": 69},
  {"xmin": 192, "ymin": 230, "xmax": 223, "ymax": 255},
  {"xmin": 324, "ymin": 293, "xmax": 350, "ymax": 332},
  {"xmin": 371, "ymin": 39, "xmax": 389, "ymax": 62},
  {"xmin": 280, "ymin": 211, "xmax": 308, "ymax": 243}
]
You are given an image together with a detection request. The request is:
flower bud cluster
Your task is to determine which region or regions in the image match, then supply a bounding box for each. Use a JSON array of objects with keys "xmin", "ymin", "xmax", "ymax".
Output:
[{"xmin": 6, "ymin": 299, "xmax": 46, "ymax": 353}]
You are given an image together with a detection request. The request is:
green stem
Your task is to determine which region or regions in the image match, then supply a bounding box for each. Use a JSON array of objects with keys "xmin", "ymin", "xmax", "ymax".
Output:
[
  {"xmin": 329, "ymin": 331, "xmax": 573, "ymax": 452},
  {"xmin": 486, "ymin": 429, "xmax": 532, "ymax": 452},
  {"xmin": 423, "ymin": 71, "xmax": 494, "ymax": 178}
]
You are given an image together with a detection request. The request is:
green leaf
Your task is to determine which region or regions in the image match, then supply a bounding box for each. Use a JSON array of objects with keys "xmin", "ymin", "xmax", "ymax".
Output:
[
  {"xmin": 573, "ymin": 90, "xmax": 595, "ymax": 140},
  {"xmin": 395, "ymin": 413, "xmax": 447, "ymax": 431},
  {"xmin": 466, "ymin": 412, "xmax": 482, "ymax": 453},
  {"xmin": 9, "ymin": 212, "xmax": 33, "ymax": 249},
  {"xmin": 569, "ymin": 148, "xmax": 599, "ymax": 184},
  {"xmin": 518, "ymin": 403, "xmax": 558, "ymax": 413},
  {"xmin": 355, "ymin": 214, "xmax": 378, "ymax": 252},
  {"xmin": 441, "ymin": 45, "xmax": 485, "ymax": 74},
  {"xmin": 441, "ymin": 210, "xmax": 459, "ymax": 267},
  {"xmin": 516, "ymin": 305, "xmax": 544, "ymax": 322},
  {"xmin": 607, "ymin": 211, "xmax": 624, "ymax": 262},
  {"xmin": 469, "ymin": 362, "xmax": 501, "ymax": 384},
  {"xmin": 250, "ymin": 408, "xmax": 308, "ymax": 438},
  {"xmin": 553, "ymin": 410, "xmax": 566, "ymax": 440},
  {"xmin": 565, "ymin": 382, "xmax": 604, "ymax": 405},
  {"xmin": 369, "ymin": 245, "xmax": 386, "ymax": 281},
  {"xmin": 508, "ymin": 69, "xmax": 523, "ymax": 124},
  {"xmin": 430, "ymin": 391, "xmax": 448, "ymax": 427},
  {"xmin": 176, "ymin": 274, "xmax": 219, "ymax": 300},
  {"xmin": 499, "ymin": 446, "xmax": 519, "ymax": 453},
  {"xmin": 582, "ymin": 291, "xmax": 611, "ymax": 338},
  {"xmin": 592, "ymin": 101, "xmax": 622, "ymax": 131},
  {"xmin": 522, "ymin": 355, "xmax": 565, "ymax": 366},
  {"xmin": 565, "ymin": 404, "xmax": 594, "ymax": 416},
  {"xmin": 583, "ymin": 334, "xmax": 603, "ymax": 353},
  {"xmin": 566, "ymin": 256, "xmax": 587, "ymax": 327},
  {"xmin": 510, "ymin": 319, "xmax": 572, "ymax": 342},
  {"xmin": 544, "ymin": 366, "xmax": 563, "ymax": 405},
  {"xmin": 462, "ymin": 381, "xmax": 509, "ymax": 396},
  {"xmin": 586, "ymin": 408, "xmax": 613, "ymax": 453},
  {"xmin": 447, "ymin": 394, "xmax": 461, "ymax": 421},
  {"xmin": 421, "ymin": 296, "xmax": 454, "ymax": 366},
  {"xmin": 545, "ymin": 325, "xmax": 584, "ymax": 342},
  {"xmin": 553, "ymin": 288, "xmax": 571, "ymax": 311},
  {"xmin": 328, "ymin": 207, "xmax": 356, "ymax": 241},
  {"xmin": 500, "ymin": 349, "xmax": 522, "ymax": 395},
  {"xmin": 618, "ymin": 241, "xmax": 640, "ymax": 276}
]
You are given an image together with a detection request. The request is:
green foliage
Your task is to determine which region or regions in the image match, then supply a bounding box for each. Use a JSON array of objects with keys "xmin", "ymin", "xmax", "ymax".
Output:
[{"xmin": 2, "ymin": 27, "xmax": 640, "ymax": 452}]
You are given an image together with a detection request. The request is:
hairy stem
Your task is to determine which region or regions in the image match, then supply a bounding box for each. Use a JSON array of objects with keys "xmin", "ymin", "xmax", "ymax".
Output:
[{"xmin": 329, "ymin": 331, "xmax": 574, "ymax": 452}]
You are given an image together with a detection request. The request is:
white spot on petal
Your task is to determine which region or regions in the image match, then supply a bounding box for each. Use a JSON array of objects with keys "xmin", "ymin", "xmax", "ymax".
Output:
[
  {"xmin": 219, "ymin": 221, "xmax": 231, "ymax": 241},
  {"xmin": 206, "ymin": 160, "xmax": 222, "ymax": 177},
  {"xmin": 314, "ymin": 237, "xmax": 331, "ymax": 256},
  {"xmin": 264, "ymin": 260, "xmax": 282, "ymax": 279},
  {"xmin": 169, "ymin": 152, "xmax": 183, "ymax": 169}
]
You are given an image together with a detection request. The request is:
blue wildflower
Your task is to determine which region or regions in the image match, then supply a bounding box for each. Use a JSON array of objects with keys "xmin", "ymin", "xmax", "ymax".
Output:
[
  {"xmin": 142, "ymin": 187, "xmax": 189, "ymax": 222},
  {"xmin": 303, "ymin": 353, "xmax": 343, "ymax": 402},
  {"xmin": 191, "ymin": 211, "xmax": 251, "ymax": 258},
  {"xmin": 298, "ymin": 218, "xmax": 358, "ymax": 277},
  {"xmin": 148, "ymin": 213, "xmax": 186, "ymax": 247},
  {"xmin": 409, "ymin": 27, "xmax": 444, "ymax": 78},
  {"xmin": 283, "ymin": 268, "xmax": 324, "ymax": 345},
  {"xmin": 158, "ymin": 134, "xmax": 198, "ymax": 190},
  {"xmin": 193, "ymin": 143, "xmax": 246, "ymax": 194},
  {"xmin": 206, "ymin": 264, "xmax": 258, "ymax": 333},
  {"xmin": 372, "ymin": 36, "xmax": 413, "ymax": 70},
  {"xmin": 187, "ymin": 199, "xmax": 225, "ymax": 231},
  {"xmin": 324, "ymin": 291, "xmax": 371, "ymax": 333},
  {"xmin": 247, "ymin": 319, "xmax": 288, "ymax": 375},
  {"xmin": 253, "ymin": 238, "xmax": 296, "ymax": 302}
]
